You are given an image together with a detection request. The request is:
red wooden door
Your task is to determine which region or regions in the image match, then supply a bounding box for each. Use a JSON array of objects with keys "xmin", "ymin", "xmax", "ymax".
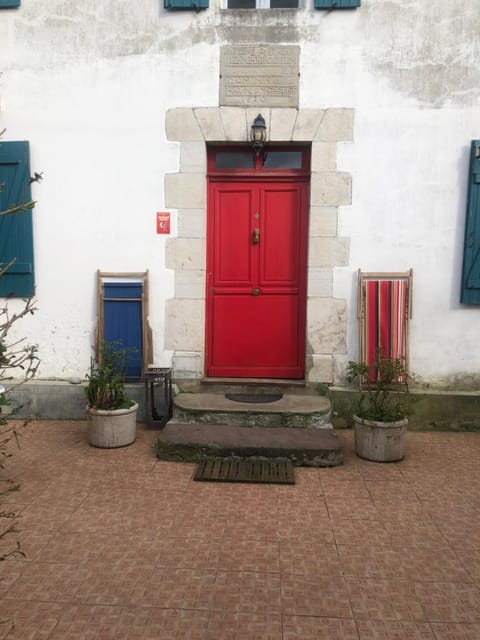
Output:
[{"xmin": 206, "ymin": 179, "xmax": 308, "ymax": 378}]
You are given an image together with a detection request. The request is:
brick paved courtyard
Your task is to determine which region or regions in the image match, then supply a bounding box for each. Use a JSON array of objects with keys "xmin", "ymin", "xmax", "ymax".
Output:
[{"xmin": 1, "ymin": 421, "xmax": 479, "ymax": 639}]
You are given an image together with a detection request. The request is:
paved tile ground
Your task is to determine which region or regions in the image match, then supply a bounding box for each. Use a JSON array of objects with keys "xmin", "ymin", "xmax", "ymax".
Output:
[{"xmin": 1, "ymin": 421, "xmax": 480, "ymax": 639}]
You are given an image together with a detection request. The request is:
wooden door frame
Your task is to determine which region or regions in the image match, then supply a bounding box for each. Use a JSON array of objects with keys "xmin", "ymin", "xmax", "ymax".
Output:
[
  {"xmin": 95, "ymin": 270, "xmax": 153, "ymax": 380},
  {"xmin": 205, "ymin": 144, "xmax": 311, "ymax": 379}
]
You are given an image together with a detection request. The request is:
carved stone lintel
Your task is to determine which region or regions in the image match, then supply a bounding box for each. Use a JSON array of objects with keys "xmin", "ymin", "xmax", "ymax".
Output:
[{"xmin": 220, "ymin": 45, "xmax": 300, "ymax": 108}]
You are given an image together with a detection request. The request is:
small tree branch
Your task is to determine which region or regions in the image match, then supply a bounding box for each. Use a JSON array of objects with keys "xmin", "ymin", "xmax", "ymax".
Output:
[{"xmin": 0, "ymin": 201, "xmax": 36, "ymax": 217}]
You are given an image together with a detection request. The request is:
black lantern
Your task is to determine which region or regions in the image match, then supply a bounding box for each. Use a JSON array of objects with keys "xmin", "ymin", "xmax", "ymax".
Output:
[{"xmin": 250, "ymin": 113, "xmax": 267, "ymax": 155}]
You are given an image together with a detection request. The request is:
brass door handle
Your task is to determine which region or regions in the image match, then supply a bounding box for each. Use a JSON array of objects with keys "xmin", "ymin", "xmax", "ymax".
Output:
[
  {"xmin": 253, "ymin": 228, "xmax": 260, "ymax": 245},
  {"xmin": 252, "ymin": 287, "xmax": 260, "ymax": 296}
]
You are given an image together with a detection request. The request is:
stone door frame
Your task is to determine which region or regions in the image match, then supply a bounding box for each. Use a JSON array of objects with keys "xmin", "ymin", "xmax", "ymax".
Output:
[{"xmin": 164, "ymin": 106, "xmax": 353, "ymax": 384}]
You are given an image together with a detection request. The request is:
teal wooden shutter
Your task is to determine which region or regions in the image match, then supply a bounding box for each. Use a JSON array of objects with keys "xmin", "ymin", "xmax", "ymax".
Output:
[
  {"xmin": 461, "ymin": 140, "xmax": 480, "ymax": 304},
  {"xmin": 164, "ymin": 0, "xmax": 208, "ymax": 9},
  {"xmin": 314, "ymin": 0, "xmax": 360, "ymax": 7},
  {"xmin": 0, "ymin": 141, "xmax": 35, "ymax": 298},
  {"xmin": 0, "ymin": 1, "xmax": 21, "ymax": 7}
]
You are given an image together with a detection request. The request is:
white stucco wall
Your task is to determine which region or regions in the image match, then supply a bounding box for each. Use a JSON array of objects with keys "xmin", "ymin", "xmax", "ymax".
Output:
[{"xmin": 1, "ymin": 0, "xmax": 479, "ymax": 388}]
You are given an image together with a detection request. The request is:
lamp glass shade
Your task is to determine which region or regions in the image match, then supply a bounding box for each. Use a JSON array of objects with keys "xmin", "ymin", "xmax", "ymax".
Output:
[{"xmin": 250, "ymin": 114, "xmax": 267, "ymax": 145}]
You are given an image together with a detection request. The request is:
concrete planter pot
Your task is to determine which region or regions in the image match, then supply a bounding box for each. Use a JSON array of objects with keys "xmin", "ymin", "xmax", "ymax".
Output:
[
  {"xmin": 87, "ymin": 402, "xmax": 138, "ymax": 448},
  {"xmin": 353, "ymin": 414, "xmax": 408, "ymax": 462}
]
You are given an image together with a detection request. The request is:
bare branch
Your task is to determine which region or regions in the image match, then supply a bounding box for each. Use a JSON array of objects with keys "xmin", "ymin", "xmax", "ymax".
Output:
[{"xmin": 0, "ymin": 201, "xmax": 36, "ymax": 217}]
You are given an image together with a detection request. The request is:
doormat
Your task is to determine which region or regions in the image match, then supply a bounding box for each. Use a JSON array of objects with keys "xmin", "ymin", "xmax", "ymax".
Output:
[
  {"xmin": 225, "ymin": 393, "xmax": 283, "ymax": 403},
  {"xmin": 193, "ymin": 458, "xmax": 295, "ymax": 484}
]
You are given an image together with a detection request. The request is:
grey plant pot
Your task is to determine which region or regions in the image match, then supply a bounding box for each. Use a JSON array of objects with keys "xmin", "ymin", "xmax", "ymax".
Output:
[
  {"xmin": 86, "ymin": 402, "xmax": 138, "ymax": 448},
  {"xmin": 353, "ymin": 414, "xmax": 408, "ymax": 462}
]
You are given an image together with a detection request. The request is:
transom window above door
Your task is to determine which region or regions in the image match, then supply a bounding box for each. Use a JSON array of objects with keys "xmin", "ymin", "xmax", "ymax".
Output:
[
  {"xmin": 226, "ymin": 0, "xmax": 302, "ymax": 8},
  {"xmin": 208, "ymin": 146, "xmax": 310, "ymax": 175}
]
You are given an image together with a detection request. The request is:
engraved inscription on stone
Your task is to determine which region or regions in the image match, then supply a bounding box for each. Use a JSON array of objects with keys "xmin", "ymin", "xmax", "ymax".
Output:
[{"xmin": 220, "ymin": 45, "xmax": 299, "ymax": 108}]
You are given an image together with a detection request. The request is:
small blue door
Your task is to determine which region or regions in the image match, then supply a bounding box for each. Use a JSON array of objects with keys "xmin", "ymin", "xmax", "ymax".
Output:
[{"xmin": 103, "ymin": 283, "xmax": 143, "ymax": 379}]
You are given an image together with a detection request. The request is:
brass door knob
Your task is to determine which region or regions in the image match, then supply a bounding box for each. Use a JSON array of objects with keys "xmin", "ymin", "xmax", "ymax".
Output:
[{"xmin": 252, "ymin": 287, "xmax": 260, "ymax": 296}]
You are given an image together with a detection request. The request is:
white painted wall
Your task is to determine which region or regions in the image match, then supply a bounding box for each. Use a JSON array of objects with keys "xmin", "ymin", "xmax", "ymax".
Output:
[{"xmin": 1, "ymin": 0, "xmax": 479, "ymax": 388}]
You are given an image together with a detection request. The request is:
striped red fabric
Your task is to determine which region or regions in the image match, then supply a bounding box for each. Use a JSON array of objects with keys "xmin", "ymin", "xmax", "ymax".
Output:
[{"xmin": 363, "ymin": 278, "xmax": 408, "ymax": 380}]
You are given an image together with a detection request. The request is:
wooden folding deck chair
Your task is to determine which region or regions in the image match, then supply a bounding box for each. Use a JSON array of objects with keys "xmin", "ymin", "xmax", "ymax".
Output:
[{"xmin": 357, "ymin": 269, "xmax": 413, "ymax": 371}]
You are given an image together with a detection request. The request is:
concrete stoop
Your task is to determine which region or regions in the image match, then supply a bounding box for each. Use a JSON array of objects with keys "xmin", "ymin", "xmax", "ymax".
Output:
[
  {"xmin": 156, "ymin": 423, "xmax": 344, "ymax": 467},
  {"xmin": 156, "ymin": 389, "xmax": 344, "ymax": 467},
  {"xmin": 172, "ymin": 392, "xmax": 333, "ymax": 429}
]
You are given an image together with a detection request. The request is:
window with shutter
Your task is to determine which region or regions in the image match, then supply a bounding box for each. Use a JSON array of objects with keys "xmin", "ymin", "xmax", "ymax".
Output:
[
  {"xmin": 0, "ymin": 141, "xmax": 35, "ymax": 298},
  {"xmin": 461, "ymin": 140, "xmax": 480, "ymax": 304}
]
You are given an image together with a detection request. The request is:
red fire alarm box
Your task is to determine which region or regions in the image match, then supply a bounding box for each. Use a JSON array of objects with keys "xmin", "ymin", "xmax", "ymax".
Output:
[{"xmin": 156, "ymin": 212, "xmax": 170, "ymax": 235}]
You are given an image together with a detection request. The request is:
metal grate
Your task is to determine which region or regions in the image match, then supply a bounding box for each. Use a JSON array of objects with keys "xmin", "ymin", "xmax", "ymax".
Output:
[{"xmin": 193, "ymin": 458, "xmax": 295, "ymax": 484}]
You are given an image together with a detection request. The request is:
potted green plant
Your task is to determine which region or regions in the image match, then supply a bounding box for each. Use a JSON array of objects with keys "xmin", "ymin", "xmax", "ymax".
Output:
[
  {"xmin": 346, "ymin": 350, "xmax": 415, "ymax": 462},
  {"xmin": 85, "ymin": 341, "xmax": 138, "ymax": 448}
]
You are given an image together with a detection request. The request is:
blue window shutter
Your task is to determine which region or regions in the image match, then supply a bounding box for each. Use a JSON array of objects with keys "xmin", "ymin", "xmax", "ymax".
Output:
[
  {"xmin": 314, "ymin": 0, "xmax": 360, "ymax": 8},
  {"xmin": 461, "ymin": 140, "xmax": 480, "ymax": 304},
  {"xmin": 103, "ymin": 283, "xmax": 143, "ymax": 379},
  {"xmin": 0, "ymin": 141, "xmax": 34, "ymax": 298},
  {"xmin": 164, "ymin": 0, "xmax": 208, "ymax": 9},
  {"xmin": 0, "ymin": 1, "xmax": 21, "ymax": 7}
]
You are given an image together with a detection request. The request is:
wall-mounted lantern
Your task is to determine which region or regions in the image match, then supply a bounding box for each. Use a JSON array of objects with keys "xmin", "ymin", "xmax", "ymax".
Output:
[{"xmin": 250, "ymin": 113, "xmax": 267, "ymax": 156}]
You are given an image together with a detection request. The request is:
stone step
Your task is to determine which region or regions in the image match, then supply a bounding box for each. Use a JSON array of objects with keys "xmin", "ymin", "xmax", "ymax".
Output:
[
  {"xmin": 156, "ymin": 423, "xmax": 343, "ymax": 468},
  {"xmin": 195, "ymin": 378, "xmax": 307, "ymax": 394},
  {"xmin": 172, "ymin": 392, "xmax": 332, "ymax": 429}
]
